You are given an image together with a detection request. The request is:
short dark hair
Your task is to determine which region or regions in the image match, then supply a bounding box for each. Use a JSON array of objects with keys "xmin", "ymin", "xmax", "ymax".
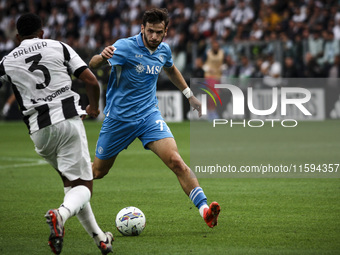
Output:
[
  {"xmin": 142, "ymin": 8, "xmax": 169, "ymax": 28},
  {"xmin": 17, "ymin": 13, "xmax": 42, "ymax": 37}
]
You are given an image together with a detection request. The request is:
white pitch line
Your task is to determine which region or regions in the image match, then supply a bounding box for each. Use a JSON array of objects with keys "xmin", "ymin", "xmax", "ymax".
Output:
[
  {"xmin": 0, "ymin": 157, "xmax": 48, "ymax": 169},
  {"xmin": 0, "ymin": 156, "xmax": 42, "ymax": 162}
]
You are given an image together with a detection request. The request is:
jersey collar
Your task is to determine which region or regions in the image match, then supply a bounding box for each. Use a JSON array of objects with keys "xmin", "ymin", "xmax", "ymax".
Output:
[
  {"xmin": 20, "ymin": 37, "xmax": 40, "ymax": 46},
  {"xmin": 136, "ymin": 32, "xmax": 144, "ymax": 48}
]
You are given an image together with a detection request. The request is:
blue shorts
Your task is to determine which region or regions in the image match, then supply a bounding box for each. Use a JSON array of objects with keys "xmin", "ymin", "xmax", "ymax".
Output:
[{"xmin": 96, "ymin": 111, "xmax": 174, "ymax": 159}]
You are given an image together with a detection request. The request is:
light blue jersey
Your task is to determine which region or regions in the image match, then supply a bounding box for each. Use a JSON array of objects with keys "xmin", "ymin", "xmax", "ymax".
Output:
[{"xmin": 105, "ymin": 32, "xmax": 173, "ymax": 121}]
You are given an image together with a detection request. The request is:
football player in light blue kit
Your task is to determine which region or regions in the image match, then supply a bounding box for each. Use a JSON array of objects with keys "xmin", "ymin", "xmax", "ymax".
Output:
[{"xmin": 89, "ymin": 8, "xmax": 220, "ymax": 228}]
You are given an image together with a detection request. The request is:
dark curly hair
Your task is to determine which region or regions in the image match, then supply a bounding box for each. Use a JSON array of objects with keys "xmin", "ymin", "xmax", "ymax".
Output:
[{"xmin": 142, "ymin": 8, "xmax": 169, "ymax": 28}]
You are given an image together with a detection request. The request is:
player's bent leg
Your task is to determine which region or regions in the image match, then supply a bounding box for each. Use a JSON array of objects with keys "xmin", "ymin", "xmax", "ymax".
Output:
[
  {"xmin": 65, "ymin": 180, "xmax": 114, "ymax": 254},
  {"xmin": 45, "ymin": 179, "xmax": 92, "ymax": 254},
  {"xmin": 148, "ymin": 138, "xmax": 220, "ymax": 228},
  {"xmin": 58, "ymin": 180, "xmax": 92, "ymax": 224},
  {"xmin": 48, "ymin": 178, "xmax": 114, "ymax": 254},
  {"xmin": 92, "ymin": 155, "xmax": 117, "ymax": 179},
  {"xmin": 147, "ymin": 138, "xmax": 199, "ymax": 195},
  {"xmin": 76, "ymin": 202, "xmax": 114, "ymax": 254}
]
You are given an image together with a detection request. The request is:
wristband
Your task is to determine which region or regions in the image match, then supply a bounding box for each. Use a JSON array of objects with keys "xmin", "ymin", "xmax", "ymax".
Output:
[{"xmin": 182, "ymin": 87, "xmax": 193, "ymax": 99}]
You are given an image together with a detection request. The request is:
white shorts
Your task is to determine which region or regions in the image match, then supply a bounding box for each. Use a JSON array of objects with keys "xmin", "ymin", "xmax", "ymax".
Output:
[{"xmin": 30, "ymin": 116, "xmax": 93, "ymax": 181}]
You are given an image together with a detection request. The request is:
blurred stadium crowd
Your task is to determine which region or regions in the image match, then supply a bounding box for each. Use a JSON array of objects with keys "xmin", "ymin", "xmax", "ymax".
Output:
[
  {"xmin": 1, "ymin": 0, "xmax": 340, "ymax": 120},
  {"xmin": 1, "ymin": 0, "xmax": 340, "ymax": 80}
]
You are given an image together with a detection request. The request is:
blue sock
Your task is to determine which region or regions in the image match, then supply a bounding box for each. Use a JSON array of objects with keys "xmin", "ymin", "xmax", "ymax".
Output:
[{"xmin": 189, "ymin": 187, "xmax": 207, "ymax": 209}]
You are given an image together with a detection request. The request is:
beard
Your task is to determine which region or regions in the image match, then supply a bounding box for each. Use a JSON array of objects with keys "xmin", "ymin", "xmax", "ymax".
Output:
[{"xmin": 143, "ymin": 33, "xmax": 164, "ymax": 50}]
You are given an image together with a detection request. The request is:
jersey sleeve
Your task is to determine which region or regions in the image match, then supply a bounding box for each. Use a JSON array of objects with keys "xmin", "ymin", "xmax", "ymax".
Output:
[
  {"xmin": 107, "ymin": 39, "xmax": 128, "ymax": 66},
  {"xmin": 163, "ymin": 43, "xmax": 173, "ymax": 68},
  {"xmin": 0, "ymin": 58, "xmax": 8, "ymax": 87},
  {"xmin": 60, "ymin": 42, "xmax": 87, "ymax": 77}
]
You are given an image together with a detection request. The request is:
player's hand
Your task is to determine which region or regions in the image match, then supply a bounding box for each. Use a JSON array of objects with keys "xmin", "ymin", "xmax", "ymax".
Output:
[
  {"xmin": 101, "ymin": 46, "xmax": 116, "ymax": 60},
  {"xmin": 84, "ymin": 105, "xmax": 100, "ymax": 119},
  {"xmin": 188, "ymin": 95, "xmax": 202, "ymax": 117}
]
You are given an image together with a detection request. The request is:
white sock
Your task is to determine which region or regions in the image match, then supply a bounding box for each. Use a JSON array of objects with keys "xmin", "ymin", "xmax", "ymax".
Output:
[
  {"xmin": 58, "ymin": 185, "xmax": 91, "ymax": 224},
  {"xmin": 199, "ymin": 204, "xmax": 209, "ymax": 218},
  {"xmin": 76, "ymin": 202, "xmax": 106, "ymax": 245}
]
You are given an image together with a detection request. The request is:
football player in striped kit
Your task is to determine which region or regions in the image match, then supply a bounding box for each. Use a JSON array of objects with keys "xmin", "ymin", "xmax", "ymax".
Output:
[{"xmin": 0, "ymin": 13, "xmax": 113, "ymax": 254}]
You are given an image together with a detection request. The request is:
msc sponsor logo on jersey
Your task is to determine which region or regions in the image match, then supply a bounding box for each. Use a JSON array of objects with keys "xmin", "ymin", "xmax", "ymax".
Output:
[
  {"xmin": 146, "ymin": 65, "xmax": 162, "ymax": 74},
  {"xmin": 135, "ymin": 63, "xmax": 162, "ymax": 75},
  {"xmin": 135, "ymin": 63, "xmax": 145, "ymax": 74}
]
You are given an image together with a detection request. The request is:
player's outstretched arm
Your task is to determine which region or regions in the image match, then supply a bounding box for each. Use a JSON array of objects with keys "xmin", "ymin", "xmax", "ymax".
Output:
[
  {"xmin": 163, "ymin": 65, "xmax": 202, "ymax": 117},
  {"xmin": 188, "ymin": 96, "xmax": 202, "ymax": 117},
  {"xmin": 78, "ymin": 68, "xmax": 100, "ymax": 118},
  {"xmin": 89, "ymin": 46, "xmax": 116, "ymax": 69}
]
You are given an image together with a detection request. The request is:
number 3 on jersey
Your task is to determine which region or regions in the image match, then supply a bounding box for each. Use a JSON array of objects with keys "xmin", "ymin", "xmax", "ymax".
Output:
[{"xmin": 25, "ymin": 53, "xmax": 51, "ymax": 89}]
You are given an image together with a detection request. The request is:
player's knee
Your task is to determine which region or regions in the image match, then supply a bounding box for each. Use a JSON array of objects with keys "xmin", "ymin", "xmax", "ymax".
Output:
[
  {"xmin": 93, "ymin": 170, "xmax": 108, "ymax": 179},
  {"xmin": 71, "ymin": 179, "xmax": 93, "ymax": 195},
  {"xmin": 169, "ymin": 153, "xmax": 187, "ymax": 175},
  {"xmin": 93, "ymin": 165, "xmax": 110, "ymax": 179}
]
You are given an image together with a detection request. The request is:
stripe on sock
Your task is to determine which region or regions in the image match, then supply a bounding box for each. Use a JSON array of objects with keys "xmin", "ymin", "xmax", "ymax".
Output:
[
  {"xmin": 189, "ymin": 187, "xmax": 207, "ymax": 209},
  {"xmin": 189, "ymin": 187, "xmax": 201, "ymax": 200},
  {"xmin": 192, "ymin": 190, "xmax": 203, "ymax": 202}
]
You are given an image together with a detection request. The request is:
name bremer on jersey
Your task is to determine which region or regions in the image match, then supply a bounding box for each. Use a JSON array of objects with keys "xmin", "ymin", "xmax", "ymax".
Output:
[{"xmin": 13, "ymin": 41, "xmax": 48, "ymax": 58}]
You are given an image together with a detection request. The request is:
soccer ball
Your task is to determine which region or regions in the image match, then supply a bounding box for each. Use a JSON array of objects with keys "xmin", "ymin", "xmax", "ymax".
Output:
[{"xmin": 115, "ymin": 206, "xmax": 146, "ymax": 236}]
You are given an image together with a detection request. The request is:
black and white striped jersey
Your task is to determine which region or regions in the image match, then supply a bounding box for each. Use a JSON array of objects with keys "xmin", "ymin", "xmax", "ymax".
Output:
[{"xmin": 0, "ymin": 38, "xmax": 88, "ymax": 134}]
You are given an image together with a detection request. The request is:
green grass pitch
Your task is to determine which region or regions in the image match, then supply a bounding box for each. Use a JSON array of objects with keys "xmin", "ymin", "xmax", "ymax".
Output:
[{"xmin": 0, "ymin": 120, "xmax": 339, "ymax": 254}]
